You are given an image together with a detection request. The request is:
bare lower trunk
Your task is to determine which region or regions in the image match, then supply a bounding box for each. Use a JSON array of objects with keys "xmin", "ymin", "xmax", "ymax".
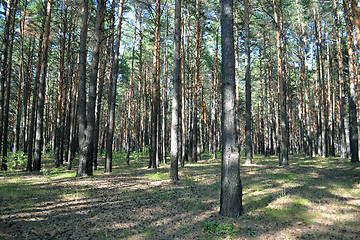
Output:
[
  {"xmin": 343, "ymin": 0, "xmax": 359, "ymax": 162},
  {"xmin": 33, "ymin": 0, "xmax": 52, "ymax": 172},
  {"xmin": 149, "ymin": 0, "xmax": 161, "ymax": 169},
  {"xmin": 105, "ymin": 0, "xmax": 124, "ymax": 172},
  {"xmin": 219, "ymin": 0, "xmax": 243, "ymax": 218},
  {"xmin": 244, "ymin": 0, "xmax": 252, "ymax": 164},
  {"xmin": 171, "ymin": 0, "xmax": 181, "ymax": 182}
]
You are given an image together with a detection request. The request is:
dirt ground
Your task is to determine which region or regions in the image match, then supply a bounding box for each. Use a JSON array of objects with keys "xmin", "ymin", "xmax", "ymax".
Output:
[{"xmin": 0, "ymin": 154, "xmax": 359, "ymax": 239}]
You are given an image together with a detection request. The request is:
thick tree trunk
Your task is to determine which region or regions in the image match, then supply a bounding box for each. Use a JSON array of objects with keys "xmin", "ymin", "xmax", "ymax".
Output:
[
  {"xmin": 350, "ymin": 0, "xmax": 360, "ymax": 159},
  {"xmin": 171, "ymin": 0, "xmax": 181, "ymax": 182},
  {"xmin": 343, "ymin": 0, "xmax": 359, "ymax": 162},
  {"xmin": 77, "ymin": 0, "xmax": 91, "ymax": 177},
  {"xmin": 219, "ymin": 0, "xmax": 243, "ymax": 218},
  {"xmin": 33, "ymin": 0, "xmax": 52, "ymax": 172}
]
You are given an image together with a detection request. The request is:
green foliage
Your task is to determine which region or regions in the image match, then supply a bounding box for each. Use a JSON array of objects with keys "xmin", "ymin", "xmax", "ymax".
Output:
[
  {"xmin": 202, "ymin": 220, "xmax": 255, "ymax": 238},
  {"xmin": 145, "ymin": 228, "xmax": 153, "ymax": 237},
  {"xmin": 40, "ymin": 168, "xmax": 50, "ymax": 176},
  {"xmin": 145, "ymin": 172, "xmax": 168, "ymax": 180},
  {"xmin": 7, "ymin": 150, "xmax": 27, "ymax": 170}
]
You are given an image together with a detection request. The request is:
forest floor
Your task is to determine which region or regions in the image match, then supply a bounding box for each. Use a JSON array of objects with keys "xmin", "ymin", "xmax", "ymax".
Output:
[{"xmin": 0, "ymin": 152, "xmax": 360, "ymax": 240}]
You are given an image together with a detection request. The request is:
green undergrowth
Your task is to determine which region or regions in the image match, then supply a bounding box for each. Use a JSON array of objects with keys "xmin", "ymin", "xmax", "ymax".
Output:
[{"xmin": 1, "ymin": 152, "xmax": 359, "ymax": 239}]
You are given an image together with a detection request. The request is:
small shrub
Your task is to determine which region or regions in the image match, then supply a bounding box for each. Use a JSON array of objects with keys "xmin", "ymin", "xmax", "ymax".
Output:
[
  {"xmin": 202, "ymin": 220, "xmax": 236, "ymax": 238},
  {"xmin": 8, "ymin": 150, "xmax": 27, "ymax": 170}
]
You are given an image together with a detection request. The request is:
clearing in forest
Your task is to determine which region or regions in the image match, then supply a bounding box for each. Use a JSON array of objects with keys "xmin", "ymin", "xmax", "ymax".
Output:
[{"xmin": 0, "ymin": 154, "xmax": 359, "ymax": 239}]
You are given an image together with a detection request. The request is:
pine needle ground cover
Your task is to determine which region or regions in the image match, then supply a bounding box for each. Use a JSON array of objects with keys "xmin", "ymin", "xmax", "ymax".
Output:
[{"xmin": 0, "ymin": 154, "xmax": 359, "ymax": 239}]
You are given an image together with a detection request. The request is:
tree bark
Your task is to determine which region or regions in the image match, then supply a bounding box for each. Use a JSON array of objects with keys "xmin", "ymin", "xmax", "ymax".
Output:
[
  {"xmin": 127, "ymin": 5, "xmax": 137, "ymax": 165},
  {"xmin": 149, "ymin": 0, "xmax": 161, "ymax": 168},
  {"xmin": 88, "ymin": 0, "xmax": 106, "ymax": 169},
  {"xmin": 33, "ymin": 0, "xmax": 52, "ymax": 172},
  {"xmin": 77, "ymin": 0, "xmax": 91, "ymax": 177},
  {"xmin": 219, "ymin": 0, "xmax": 243, "ymax": 218},
  {"xmin": 343, "ymin": 0, "xmax": 359, "ymax": 162},
  {"xmin": 162, "ymin": 5, "xmax": 169, "ymax": 164},
  {"xmin": 0, "ymin": 0, "xmax": 13, "ymax": 159},
  {"xmin": 13, "ymin": 3, "xmax": 26, "ymax": 155},
  {"xmin": 274, "ymin": 0, "xmax": 289, "ymax": 166},
  {"xmin": 1, "ymin": 0, "xmax": 18, "ymax": 171},
  {"xmin": 211, "ymin": 21, "xmax": 219, "ymax": 159},
  {"xmin": 171, "ymin": 0, "xmax": 181, "ymax": 182},
  {"xmin": 244, "ymin": 0, "xmax": 252, "ymax": 164},
  {"xmin": 332, "ymin": 0, "xmax": 347, "ymax": 158},
  {"xmin": 55, "ymin": 6, "xmax": 67, "ymax": 168},
  {"xmin": 105, "ymin": 0, "xmax": 124, "ymax": 172}
]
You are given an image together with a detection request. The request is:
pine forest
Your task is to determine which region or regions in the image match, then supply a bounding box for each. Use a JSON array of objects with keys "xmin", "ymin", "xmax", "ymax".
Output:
[{"xmin": 0, "ymin": 0, "xmax": 360, "ymax": 239}]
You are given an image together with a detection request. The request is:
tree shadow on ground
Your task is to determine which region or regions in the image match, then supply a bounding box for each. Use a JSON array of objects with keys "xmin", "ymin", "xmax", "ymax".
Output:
[{"xmin": 0, "ymin": 154, "xmax": 359, "ymax": 239}]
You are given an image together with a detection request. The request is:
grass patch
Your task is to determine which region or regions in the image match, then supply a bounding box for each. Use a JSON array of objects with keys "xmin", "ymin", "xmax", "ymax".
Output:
[
  {"xmin": 145, "ymin": 171, "xmax": 169, "ymax": 180},
  {"xmin": 1, "ymin": 153, "xmax": 360, "ymax": 240},
  {"xmin": 202, "ymin": 220, "xmax": 256, "ymax": 238},
  {"xmin": 145, "ymin": 228, "xmax": 154, "ymax": 237},
  {"xmin": 61, "ymin": 189, "xmax": 92, "ymax": 199}
]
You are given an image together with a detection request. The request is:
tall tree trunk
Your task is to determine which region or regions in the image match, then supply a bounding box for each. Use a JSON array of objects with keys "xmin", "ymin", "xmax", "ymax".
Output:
[
  {"xmin": 219, "ymin": 0, "xmax": 243, "ymax": 218},
  {"xmin": 191, "ymin": 0, "xmax": 202, "ymax": 163},
  {"xmin": 181, "ymin": 0, "xmax": 189, "ymax": 167},
  {"xmin": 333, "ymin": 0, "xmax": 347, "ymax": 158},
  {"xmin": 244, "ymin": 0, "xmax": 252, "ymax": 164},
  {"xmin": 295, "ymin": 0, "xmax": 309, "ymax": 156},
  {"xmin": 127, "ymin": 5, "xmax": 137, "ymax": 165},
  {"xmin": 350, "ymin": 0, "xmax": 360, "ymax": 160},
  {"xmin": 314, "ymin": 4, "xmax": 328, "ymax": 157},
  {"xmin": 1, "ymin": 0, "xmax": 18, "ymax": 170},
  {"xmin": 88, "ymin": 0, "xmax": 106, "ymax": 169},
  {"xmin": 136, "ymin": 8, "xmax": 143, "ymax": 153},
  {"xmin": 149, "ymin": 0, "xmax": 161, "ymax": 168},
  {"xmin": 27, "ymin": 21, "xmax": 45, "ymax": 171},
  {"xmin": 0, "ymin": 0, "xmax": 13, "ymax": 158},
  {"xmin": 13, "ymin": 0, "xmax": 24, "ymax": 155},
  {"xmin": 171, "ymin": 0, "xmax": 181, "ymax": 182},
  {"xmin": 22, "ymin": 37, "xmax": 35, "ymax": 154},
  {"xmin": 211, "ymin": 21, "xmax": 219, "ymax": 159},
  {"xmin": 55, "ymin": 6, "xmax": 67, "ymax": 167},
  {"xmin": 94, "ymin": 24, "xmax": 109, "ymax": 170},
  {"xmin": 105, "ymin": 0, "xmax": 124, "ymax": 172},
  {"xmin": 77, "ymin": 0, "xmax": 91, "ymax": 177},
  {"xmin": 33, "ymin": 0, "xmax": 52, "ymax": 172},
  {"xmin": 67, "ymin": 71, "xmax": 78, "ymax": 171},
  {"xmin": 351, "ymin": 0, "xmax": 360, "ymax": 61},
  {"xmin": 162, "ymin": 5, "xmax": 169, "ymax": 164},
  {"xmin": 343, "ymin": 0, "xmax": 359, "ymax": 162},
  {"xmin": 274, "ymin": 0, "xmax": 289, "ymax": 166}
]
